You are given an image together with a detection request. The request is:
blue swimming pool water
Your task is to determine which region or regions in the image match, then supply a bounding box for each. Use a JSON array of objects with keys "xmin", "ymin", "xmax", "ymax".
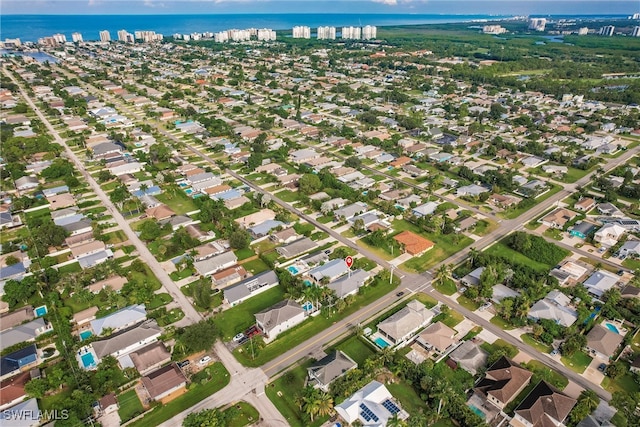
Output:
[
  {"xmin": 605, "ymin": 323, "xmax": 620, "ymax": 334},
  {"xmin": 81, "ymin": 352, "xmax": 96, "ymax": 369},
  {"xmin": 303, "ymin": 280, "xmax": 312, "ymax": 287},
  {"xmin": 185, "ymin": 188, "xmax": 193, "ymax": 195},
  {"xmin": 287, "ymin": 266, "xmax": 299, "ymax": 275},
  {"xmin": 80, "ymin": 330, "xmax": 93, "ymax": 341},
  {"xmin": 468, "ymin": 404, "xmax": 486, "ymax": 419},
  {"xmin": 303, "ymin": 302, "xmax": 313, "ymax": 311},
  {"xmin": 178, "ymin": 182, "xmax": 188, "ymax": 188},
  {"xmin": 374, "ymin": 337, "xmax": 390, "ymax": 348},
  {"xmin": 34, "ymin": 305, "xmax": 47, "ymax": 317}
]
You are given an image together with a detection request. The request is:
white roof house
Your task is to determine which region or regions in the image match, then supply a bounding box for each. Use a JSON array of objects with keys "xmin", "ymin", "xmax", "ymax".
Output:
[
  {"xmin": 583, "ymin": 270, "xmax": 619, "ymax": 298},
  {"xmin": 193, "ymin": 251, "xmax": 238, "ymax": 277},
  {"xmin": 377, "ymin": 300, "xmax": 434, "ymax": 347},
  {"xmin": 619, "ymin": 240, "xmax": 640, "ymax": 257},
  {"xmin": 594, "ymin": 224, "xmax": 626, "ymax": 247},
  {"xmin": 335, "ymin": 380, "xmax": 408, "ymax": 426},
  {"xmin": 0, "ymin": 398, "xmax": 40, "ymax": 427},
  {"xmin": 412, "ymin": 202, "xmax": 438, "ymax": 217},
  {"xmin": 308, "ymin": 259, "xmax": 350, "ymax": 283},
  {"xmin": 90, "ymin": 304, "xmax": 147, "ymax": 336},
  {"xmin": 528, "ymin": 290, "xmax": 578, "ymax": 327}
]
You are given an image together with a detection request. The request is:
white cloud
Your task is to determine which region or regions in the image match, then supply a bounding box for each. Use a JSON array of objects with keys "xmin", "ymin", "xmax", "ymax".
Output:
[{"xmin": 372, "ymin": 0, "xmax": 399, "ymax": 5}]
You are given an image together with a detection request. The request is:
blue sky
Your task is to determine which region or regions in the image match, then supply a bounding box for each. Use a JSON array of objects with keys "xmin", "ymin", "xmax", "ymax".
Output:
[{"xmin": 1, "ymin": 0, "xmax": 637, "ymax": 15}]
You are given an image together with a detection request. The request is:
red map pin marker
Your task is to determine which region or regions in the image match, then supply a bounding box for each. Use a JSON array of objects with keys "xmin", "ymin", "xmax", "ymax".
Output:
[{"xmin": 345, "ymin": 256, "xmax": 353, "ymax": 269}]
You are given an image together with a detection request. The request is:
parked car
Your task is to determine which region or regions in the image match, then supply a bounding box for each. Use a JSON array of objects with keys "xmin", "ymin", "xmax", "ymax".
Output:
[
  {"xmin": 198, "ymin": 356, "xmax": 211, "ymax": 366},
  {"xmin": 245, "ymin": 325, "xmax": 261, "ymax": 338},
  {"xmin": 233, "ymin": 333, "xmax": 246, "ymax": 342},
  {"xmin": 598, "ymin": 363, "xmax": 607, "ymax": 372},
  {"xmin": 396, "ymin": 291, "xmax": 405, "ymax": 297},
  {"xmin": 479, "ymin": 302, "xmax": 492, "ymax": 312},
  {"xmin": 617, "ymin": 270, "xmax": 625, "ymax": 276},
  {"xmin": 178, "ymin": 360, "xmax": 190, "ymax": 368},
  {"xmin": 550, "ymin": 349, "xmax": 559, "ymax": 356}
]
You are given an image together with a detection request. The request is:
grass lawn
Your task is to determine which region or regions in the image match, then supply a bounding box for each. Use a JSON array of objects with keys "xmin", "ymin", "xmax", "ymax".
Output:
[
  {"xmin": 224, "ymin": 402, "xmax": 260, "ymax": 427},
  {"xmin": 521, "ymin": 333, "xmax": 552, "ymax": 353},
  {"xmin": 622, "ymin": 258, "xmax": 640, "ymax": 271},
  {"xmin": 266, "ymin": 362, "xmax": 327, "ymax": 427},
  {"xmin": 104, "ymin": 230, "xmax": 128, "ymax": 244},
  {"xmin": 415, "ymin": 293, "xmax": 438, "ymax": 308},
  {"xmin": 234, "ymin": 248, "xmax": 256, "ymax": 261},
  {"xmin": 170, "ymin": 268, "xmax": 194, "ymax": 281},
  {"xmin": 472, "ymin": 219, "xmax": 498, "ymax": 236},
  {"xmin": 457, "ymin": 295, "xmax": 480, "ymax": 311},
  {"xmin": 235, "ymin": 278, "xmax": 398, "ymax": 367},
  {"xmin": 130, "ymin": 363, "xmax": 230, "ymax": 427},
  {"xmin": 213, "ymin": 286, "xmax": 285, "ymax": 340},
  {"xmin": 242, "ymin": 258, "xmax": 270, "ymax": 275},
  {"xmin": 434, "ymin": 278, "xmax": 457, "ymax": 295},
  {"xmin": 394, "ymin": 220, "xmax": 473, "ymax": 272},
  {"xmin": 481, "ymin": 339, "xmax": 518, "ymax": 358},
  {"xmin": 523, "ymin": 360, "xmax": 568, "ymax": 389},
  {"xmin": 317, "ymin": 215, "xmax": 334, "ymax": 224},
  {"xmin": 440, "ymin": 310, "xmax": 464, "ymax": 328},
  {"xmin": 484, "ymin": 242, "xmax": 551, "ymax": 272},
  {"xmin": 561, "ymin": 351, "xmax": 592, "ymax": 374},
  {"xmin": 40, "ymin": 387, "xmax": 72, "ymax": 412},
  {"xmin": 490, "ymin": 316, "xmax": 515, "ymax": 330},
  {"xmin": 387, "ymin": 381, "xmax": 429, "ymax": 415},
  {"xmin": 331, "ymin": 336, "xmax": 376, "ymax": 366},
  {"xmin": 156, "ymin": 191, "xmax": 198, "ymax": 215},
  {"xmin": 356, "ymin": 239, "xmax": 395, "ymax": 261},
  {"xmin": 148, "ymin": 293, "xmax": 172, "ymax": 310},
  {"xmin": 58, "ymin": 262, "xmax": 82, "ymax": 274},
  {"xmin": 276, "ymin": 190, "xmax": 300, "ymax": 203},
  {"xmin": 118, "ymin": 389, "xmax": 144, "ymax": 422},
  {"xmin": 502, "ymin": 184, "xmax": 562, "ymax": 220},
  {"xmin": 601, "ymin": 373, "xmax": 640, "ymax": 394}
]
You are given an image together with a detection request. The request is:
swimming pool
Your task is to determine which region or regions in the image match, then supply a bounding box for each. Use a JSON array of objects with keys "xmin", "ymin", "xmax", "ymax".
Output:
[
  {"xmin": 468, "ymin": 404, "xmax": 486, "ymax": 419},
  {"xmin": 80, "ymin": 352, "xmax": 96, "ymax": 369},
  {"xmin": 178, "ymin": 182, "xmax": 188, "ymax": 188},
  {"xmin": 302, "ymin": 302, "xmax": 313, "ymax": 311},
  {"xmin": 287, "ymin": 266, "xmax": 299, "ymax": 275},
  {"xmin": 605, "ymin": 323, "xmax": 620, "ymax": 334},
  {"xmin": 34, "ymin": 305, "xmax": 47, "ymax": 317},
  {"xmin": 80, "ymin": 330, "xmax": 93, "ymax": 341},
  {"xmin": 185, "ymin": 188, "xmax": 194, "ymax": 195},
  {"xmin": 303, "ymin": 280, "xmax": 312, "ymax": 287},
  {"xmin": 374, "ymin": 337, "xmax": 390, "ymax": 348}
]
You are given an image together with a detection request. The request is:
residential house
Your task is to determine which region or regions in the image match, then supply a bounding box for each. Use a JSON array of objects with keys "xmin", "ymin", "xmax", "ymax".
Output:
[
  {"xmin": 255, "ymin": 299, "xmax": 306, "ymax": 343},
  {"xmin": 0, "ymin": 370, "xmax": 30, "ymax": 410},
  {"xmin": 583, "ymin": 270, "xmax": 619, "ymax": 298},
  {"xmin": 540, "ymin": 208, "xmax": 578, "ymax": 229},
  {"xmin": 377, "ymin": 301, "xmax": 434, "ymax": 347},
  {"xmin": 619, "ymin": 240, "xmax": 640, "ymax": 257},
  {"xmin": 594, "ymin": 224, "xmax": 626, "ymax": 247},
  {"xmin": 596, "ymin": 203, "xmax": 623, "ymax": 217},
  {"xmin": 141, "ymin": 363, "xmax": 188, "ymax": 402},
  {"xmin": 193, "ymin": 251, "xmax": 238, "ymax": 277},
  {"xmin": 248, "ymin": 220, "xmax": 285, "ymax": 239},
  {"xmin": 276, "ymin": 237, "xmax": 318, "ymax": 259},
  {"xmin": 270, "ymin": 228, "xmax": 299, "ymax": 244},
  {"xmin": 224, "ymin": 270, "xmax": 279, "ymax": 306},
  {"xmin": 412, "ymin": 202, "xmax": 438, "ymax": 218},
  {"xmin": 461, "ymin": 267, "xmax": 484, "ymax": 287},
  {"xmin": 474, "ymin": 356, "xmax": 533, "ymax": 410},
  {"xmin": 91, "ymin": 320, "xmax": 162, "ymax": 362},
  {"xmin": 528, "ymin": 290, "xmax": 578, "ymax": 327},
  {"xmin": 393, "ymin": 231, "xmax": 434, "ymax": 256},
  {"xmin": 491, "ymin": 284, "xmax": 521, "ymax": 304},
  {"xmin": 570, "ymin": 221, "xmax": 596, "ymax": 239},
  {"xmin": 0, "ymin": 319, "xmax": 52, "ymax": 352},
  {"xmin": 457, "ymin": 184, "xmax": 489, "ymax": 197},
  {"xmin": 0, "ymin": 307, "xmax": 35, "ymax": 331},
  {"xmin": 128, "ymin": 342, "xmax": 171, "ymax": 375},
  {"xmin": 327, "ymin": 269, "xmax": 372, "ymax": 299},
  {"xmin": 415, "ymin": 321, "xmax": 457, "ymax": 355},
  {"xmin": 334, "ymin": 202, "xmax": 368, "ymax": 221},
  {"xmin": 90, "ymin": 304, "xmax": 147, "ymax": 336},
  {"xmin": 550, "ymin": 262, "xmax": 589, "ymax": 285},
  {"xmin": 14, "ymin": 176, "xmax": 39, "ymax": 192},
  {"xmin": 308, "ymin": 259, "xmax": 350, "ymax": 283},
  {"xmin": 307, "ymin": 350, "xmax": 357, "ymax": 392},
  {"xmin": 574, "ymin": 197, "xmax": 596, "ymax": 212},
  {"xmin": 335, "ymin": 381, "xmax": 408, "ymax": 426},
  {"xmin": 511, "ymin": 381, "xmax": 576, "ymax": 427},
  {"xmin": 235, "ymin": 209, "xmax": 275, "ymax": 228},
  {"xmin": 95, "ymin": 394, "xmax": 119, "ymax": 416},
  {"xmin": 145, "ymin": 204, "xmax": 176, "ymax": 221},
  {"xmin": 585, "ymin": 324, "xmax": 623, "ymax": 360},
  {"xmin": 0, "ymin": 345, "xmax": 38, "ymax": 381},
  {"xmin": 88, "ymin": 276, "xmax": 127, "ymax": 294},
  {"xmin": 449, "ymin": 340, "xmax": 488, "ymax": 375},
  {"xmin": 0, "ymin": 398, "xmax": 40, "ymax": 427}
]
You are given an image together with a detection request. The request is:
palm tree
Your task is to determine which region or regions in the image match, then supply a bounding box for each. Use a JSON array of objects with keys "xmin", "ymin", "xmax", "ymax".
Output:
[
  {"xmin": 387, "ymin": 413, "xmax": 407, "ymax": 427},
  {"xmin": 434, "ymin": 263, "xmax": 451, "ymax": 288},
  {"xmin": 303, "ymin": 387, "xmax": 320, "ymax": 422},
  {"xmin": 316, "ymin": 391, "xmax": 334, "ymax": 418},
  {"xmin": 468, "ymin": 247, "xmax": 479, "ymax": 266}
]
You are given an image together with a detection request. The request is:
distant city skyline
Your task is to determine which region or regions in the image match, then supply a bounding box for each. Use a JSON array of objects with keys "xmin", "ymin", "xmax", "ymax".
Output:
[{"xmin": 1, "ymin": 0, "xmax": 638, "ymax": 15}]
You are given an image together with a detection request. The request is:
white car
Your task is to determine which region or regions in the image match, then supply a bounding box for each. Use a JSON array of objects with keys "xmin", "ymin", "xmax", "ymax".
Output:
[
  {"xmin": 233, "ymin": 333, "xmax": 246, "ymax": 342},
  {"xmin": 198, "ymin": 356, "xmax": 211, "ymax": 366}
]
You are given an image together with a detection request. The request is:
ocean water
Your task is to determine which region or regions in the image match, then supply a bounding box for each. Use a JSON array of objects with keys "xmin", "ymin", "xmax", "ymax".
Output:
[{"xmin": 0, "ymin": 13, "xmax": 522, "ymax": 41}]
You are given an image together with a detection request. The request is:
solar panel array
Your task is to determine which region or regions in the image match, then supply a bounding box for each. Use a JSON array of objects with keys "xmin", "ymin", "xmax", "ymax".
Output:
[
  {"xmin": 382, "ymin": 399, "xmax": 401, "ymax": 415},
  {"xmin": 360, "ymin": 403, "xmax": 379, "ymax": 422}
]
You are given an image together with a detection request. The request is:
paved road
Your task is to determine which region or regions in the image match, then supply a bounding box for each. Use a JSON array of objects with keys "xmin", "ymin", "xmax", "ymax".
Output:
[
  {"xmin": 6, "ymin": 69, "xmax": 203, "ymax": 328},
  {"xmin": 155, "ymin": 341, "xmax": 287, "ymax": 427}
]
